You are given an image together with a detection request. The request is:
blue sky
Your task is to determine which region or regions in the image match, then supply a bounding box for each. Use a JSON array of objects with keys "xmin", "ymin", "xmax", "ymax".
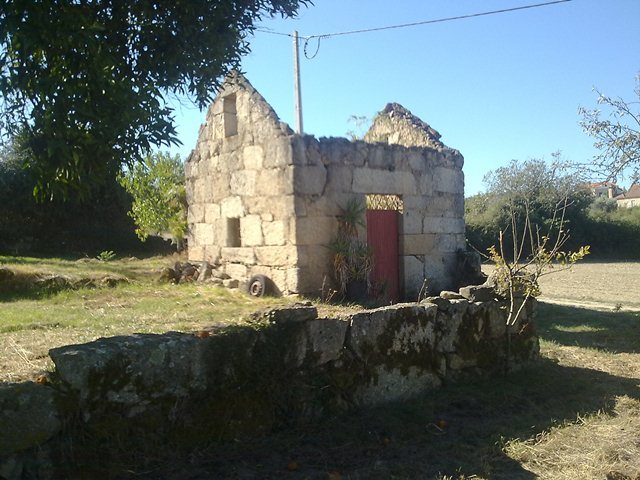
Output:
[{"xmin": 169, "ymin": 0, "xmax": 640, "ymax": 195}]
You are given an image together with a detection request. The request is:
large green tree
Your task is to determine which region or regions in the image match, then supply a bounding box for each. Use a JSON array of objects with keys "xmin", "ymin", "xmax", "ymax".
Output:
[
  {"xmin": 465, "ymin": 157, "xmax": 591, "ymax": 256},
  {"xmin": 0, "ymin": 0, "xmax": 307, "ymax": 197},
  {"xmin": 579, "ymin": 74, "xmax": 640, "ymax": 182}
]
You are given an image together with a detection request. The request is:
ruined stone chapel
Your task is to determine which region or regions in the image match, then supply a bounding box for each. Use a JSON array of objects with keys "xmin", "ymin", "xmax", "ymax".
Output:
[{"xmin": 185, "ymin": 74, "xmax": 466, "ymax": 301}]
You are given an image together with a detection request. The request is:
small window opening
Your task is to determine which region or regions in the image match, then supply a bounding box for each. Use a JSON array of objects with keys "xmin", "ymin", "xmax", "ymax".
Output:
[
  {"xmin": 226, "ymin": 218, "xmax": 241, "ymax": 247},
  {"xmin": 223, "ymin": 94, "xmax": 238, "ymax": 137},
  {"xmin": 366, "ymin": 194, "xmax": 403, "ymax": 213}
]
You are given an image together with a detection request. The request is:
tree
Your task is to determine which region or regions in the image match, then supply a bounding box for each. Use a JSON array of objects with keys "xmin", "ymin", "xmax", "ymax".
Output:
[
  {"xmin": 579, "ymin": 74, "xmax": 640, "ymax": 182},
  {"xmin": 466, "ymin": 156, "xmax": 591, "ymax": 256},
  {"xmin": 118, "ymin": 151, "xmax": 187, "ymax": 249},
  {"xmin": 0, "ymin": 0, "xmax": 308, "ymax": 198}
]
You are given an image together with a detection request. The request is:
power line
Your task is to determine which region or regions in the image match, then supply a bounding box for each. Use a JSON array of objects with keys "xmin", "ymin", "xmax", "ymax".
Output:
[{"xmin": 254, "ymin": 0, "xmax": 572, "ymax": 41}]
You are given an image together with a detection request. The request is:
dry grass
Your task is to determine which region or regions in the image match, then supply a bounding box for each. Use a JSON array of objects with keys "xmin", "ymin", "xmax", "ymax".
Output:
[
  {"xmin": 506, "ymin": 395, "xmax": 640, "ymax": 480},
  {"xmin": 483, "ymin": 261, "xmax": 640, "ymax": 311},
  {"xmin": 0, "ymin": 255, "xmax": 362, "ymax": 383}
]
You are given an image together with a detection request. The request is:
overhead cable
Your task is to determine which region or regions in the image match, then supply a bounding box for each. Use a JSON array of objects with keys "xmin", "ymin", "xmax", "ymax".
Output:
[{"xmin": 254, "ymin": 0, "xmax": 572, "ymax": 41}]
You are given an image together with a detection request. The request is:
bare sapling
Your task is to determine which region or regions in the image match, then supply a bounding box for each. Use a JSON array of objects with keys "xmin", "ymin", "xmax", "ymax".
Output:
[{"xmin": 488, "ymin": 196, "xmax": 590, "ymax": 371}]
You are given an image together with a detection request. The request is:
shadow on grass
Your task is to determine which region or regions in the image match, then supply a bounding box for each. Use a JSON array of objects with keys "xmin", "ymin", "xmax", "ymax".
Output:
[
  {"xmin": 537, "ymin": 301, "xmax": 640, "ymax": 354},
  {"xmin": 122, "ymin": 357, "xmax": 639, "ymax": 480}
]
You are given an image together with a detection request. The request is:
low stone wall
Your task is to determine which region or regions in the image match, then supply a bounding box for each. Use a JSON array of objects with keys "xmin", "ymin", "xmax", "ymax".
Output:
[{"xmin": 0, "ymin": 297, "xmax": 539, "ymax": 479}]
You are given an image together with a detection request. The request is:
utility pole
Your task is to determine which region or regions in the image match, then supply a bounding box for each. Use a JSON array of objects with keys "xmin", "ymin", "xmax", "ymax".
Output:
[{"xmin": 293, "ymin": 30, "xmax": 303, "ymax": 134}]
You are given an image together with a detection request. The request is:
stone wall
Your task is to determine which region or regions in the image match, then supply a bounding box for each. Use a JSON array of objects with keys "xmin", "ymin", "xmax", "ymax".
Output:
[
  {"xmin": 292, "ymin": 132, "xmax": 465, "ymax": 297},
  {"xmin": 185, "ymin": 75, "xmax": 300, "ymax": 294},
  {"xmin": 0, "ymin": 296, "xmax": 539, "ymax": 480},
  {"xmin": 186, "ymin": 74, "xmax": 466, "ymax": 298}
]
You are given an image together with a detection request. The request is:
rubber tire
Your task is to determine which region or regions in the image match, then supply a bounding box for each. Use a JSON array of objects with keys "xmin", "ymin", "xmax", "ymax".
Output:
[{"xmin": 247, "ymin": 274, "xmax": 269, "ymax": 297}]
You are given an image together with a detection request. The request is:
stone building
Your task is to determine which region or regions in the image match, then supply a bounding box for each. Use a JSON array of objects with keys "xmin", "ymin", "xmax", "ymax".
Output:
[{"xmin": 185, "ymin": 73, "xmax": 466, "ymax": 300}]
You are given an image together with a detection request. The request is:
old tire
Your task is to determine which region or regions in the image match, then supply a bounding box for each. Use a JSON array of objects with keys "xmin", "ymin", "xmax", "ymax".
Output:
[{"xmin": 247, "ymin": 274, "xmax": 270, "ymax": 297}]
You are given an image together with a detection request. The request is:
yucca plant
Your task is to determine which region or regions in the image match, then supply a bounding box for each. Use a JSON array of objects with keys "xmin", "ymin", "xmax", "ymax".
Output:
[{"xmin": 330, "ymin": 198, "xmax": 373, "ymax": 297}]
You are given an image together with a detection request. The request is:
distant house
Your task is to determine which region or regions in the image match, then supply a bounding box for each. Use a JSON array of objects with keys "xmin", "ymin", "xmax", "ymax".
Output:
[
  {"xmin": 184, "ymin": 73, "xmax": 467, "ymax": 300},
  {"xmin": 586, "ymin": 181, "xmax": 624, "ymax": 199},
  {"xmin": 615, "ymin": 184, "xmax": 640, "ymax": 209}
]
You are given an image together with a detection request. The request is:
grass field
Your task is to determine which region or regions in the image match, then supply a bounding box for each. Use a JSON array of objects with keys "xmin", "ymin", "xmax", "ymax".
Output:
[{"xmin": 1, "ymin": 255, "xmax": 639, "ymax": 479}]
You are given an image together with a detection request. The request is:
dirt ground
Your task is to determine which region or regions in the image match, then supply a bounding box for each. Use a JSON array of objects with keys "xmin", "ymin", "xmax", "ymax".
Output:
[{"xmin": 484, "ymin": 261, "xmax": 640, "ymax": 311}]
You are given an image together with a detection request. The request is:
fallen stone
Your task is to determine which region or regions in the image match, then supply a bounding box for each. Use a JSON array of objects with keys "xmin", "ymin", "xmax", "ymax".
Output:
[
  {"xmin": 459, "ymin": 285, "xmax": 496, "ymax": 302},
  {"xmin": 211, "ymin": 269, "xmax": 230, "ymax": 280},
  {"xmin": 158, "ymin": 267, "xmax": 177, "ymax": 283},
  {"xmin": 440, "ymin": 290, "xmax": 464, "ymax": 300},
  {"xmin": 222, "ymin": 278, "xmax": 239, "ymax": 288},
  {"xmin": 197, "ymin": 261, "xmax": 213, "ymax": 282}
]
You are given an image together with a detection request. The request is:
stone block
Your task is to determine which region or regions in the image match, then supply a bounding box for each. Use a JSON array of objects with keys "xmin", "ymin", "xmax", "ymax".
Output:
[
  {"xmin": 293, "ymin": 164, "xmax": 327, "ymax": 195},
  {"xmin": 0, "ymin": 383, "xmax": 61, "ymax": 456},
  {"xmin": 254, "ymin": 246, "xmax": 298, "ymax": 266},
  {"xmin": 293, "ymin": 216, "xmax": 337, "ymax": 246},
  {"xmin": 435, "ymin": 234, "xmax": 460, "ymax": 253},
  {"xmin": 202, "ymin": 245, "xmax": 221, "ymax": 264},
  {"xmin": 401, "ymin": 255, "xmax": 425, "ymax": 299},
  {"xmin": 401, "ymin": 210, "xmax": 423, "ymax": 235},
  {"xmin": 347, "ymin": 304, "xmax": 437, "ymax": 357},
  {"xmin": 187, "ymin": 204, "xmax": 205, "ymax": 224},
  {"xmin": 459, "ymin": 285, "xmax": 496, "ymax": 302},
  {"xmin": 201, "ymin": 223, "xmax": 217, "ymax": 246},
  {"xmin": 187, "ymin": 245, "xmax": 204, "ymax": 263},
  {"xmin": 408, "ymin": 151, "xmax": 427, "ymax": 171},
  {"xmin": 263, "ymin": 138, "xmax": 292, "ymax": 168},
  {"xmin": 402, "ymin": 195, "xmax": 425, "ymax": 210},
  {"xmin": 302, "ymin": 318, "xmax": 348, "ymax": 366},
  {"xmin": 367, "ymin": 148, "xmax": 394, "ymax": 169},
  {"xmin": 433, "ymin": 167, "xmax": 463, "ymax": 195},
  {"xmin": 240, "ymin": 215, "xmax": 263, "ymax": 246},
  {"xmin": 225, "ymin": 262, "xmax": 248, "ymax": 280},
  {"xmin": 49, "ymin": 333, "xmax": 206, "ymax": 407},
  {"xmin": 204, "ymin": 203, "xmax": 221, "ymax": 223},
  {"xmin": 230, "ymin": 170, "xmax": 257, "ymax": 196},
  {"xmin": 352, "ymin": 168, "xmax": 417, "ymax": 195},
  {"xmin": 245, "ymin": 195, "xmax": 295, "ymax": 219},
  {"xmin": 255, "ymin": 304, "xmax": 318, "ymax": 324},
  {"xmin": 353, "ymin": 366, "xmax": 442, "ymax": 406},
  {"xmin": 418, "ymin": 173, "xmax": 434, "ymax": 196},
  {"xmin": 423, "ymin": 217, "xmax": 465, "ymax": 235},
  {"xmin": 286, "ymin": 267, "xmax": 301, "ymax": 293},
  {"xmin": 262, "ymin": 220, "xmax": 287, "ymax": 246},
  {"xmin": 400, "ymin": 234, "xmax": 436, "ymax": 255},
  {"xmin": 220, "ymin": 196, "xmax": 244, "ymax": 218},
  {"xmin": 243, "ymin": 145, "xmax": 264, "ymax": 170},
  {"xmin": 222, "ymin": 278, "xmax": 239, "ymax": 288},
  {"xmin": 256, "ymin": 167, "xmax": 294, "ymax": 195},
  {"xmin": 324, "ymin": 165, "xmax": 354, "ymax": 193},
  {"xmin": 221, "ymin": 247, "xmax": 256, "ymax": 265}
]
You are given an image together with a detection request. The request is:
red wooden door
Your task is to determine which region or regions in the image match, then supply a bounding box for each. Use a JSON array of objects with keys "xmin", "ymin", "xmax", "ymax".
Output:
[{"xmin": 366, "ymin": 210, "xmax": 400, "ymax": 302}]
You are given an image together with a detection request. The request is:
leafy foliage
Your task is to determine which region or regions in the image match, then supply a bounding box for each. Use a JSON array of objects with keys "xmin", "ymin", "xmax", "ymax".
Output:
[
  {"xmin": 118, "ymin": 151, "xmax": 187, "ymax": 248},
  {"xmin": 466, "ymin": 157, "xmax": 590, "ymax": 256},
  {"xmin": 0, "ymin": 136, "xmax": 158, "ymax": 255},
  {"xmin": 466, "ymin": 157, "xmax": 640, "ymax": 259},
  {"xmin": 579, "ymin": 74, "xmax": 640, "ymax": 182},
  {"xmin": 0, "ymin": 0, "xmax": 308, "ymax": 197}
]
